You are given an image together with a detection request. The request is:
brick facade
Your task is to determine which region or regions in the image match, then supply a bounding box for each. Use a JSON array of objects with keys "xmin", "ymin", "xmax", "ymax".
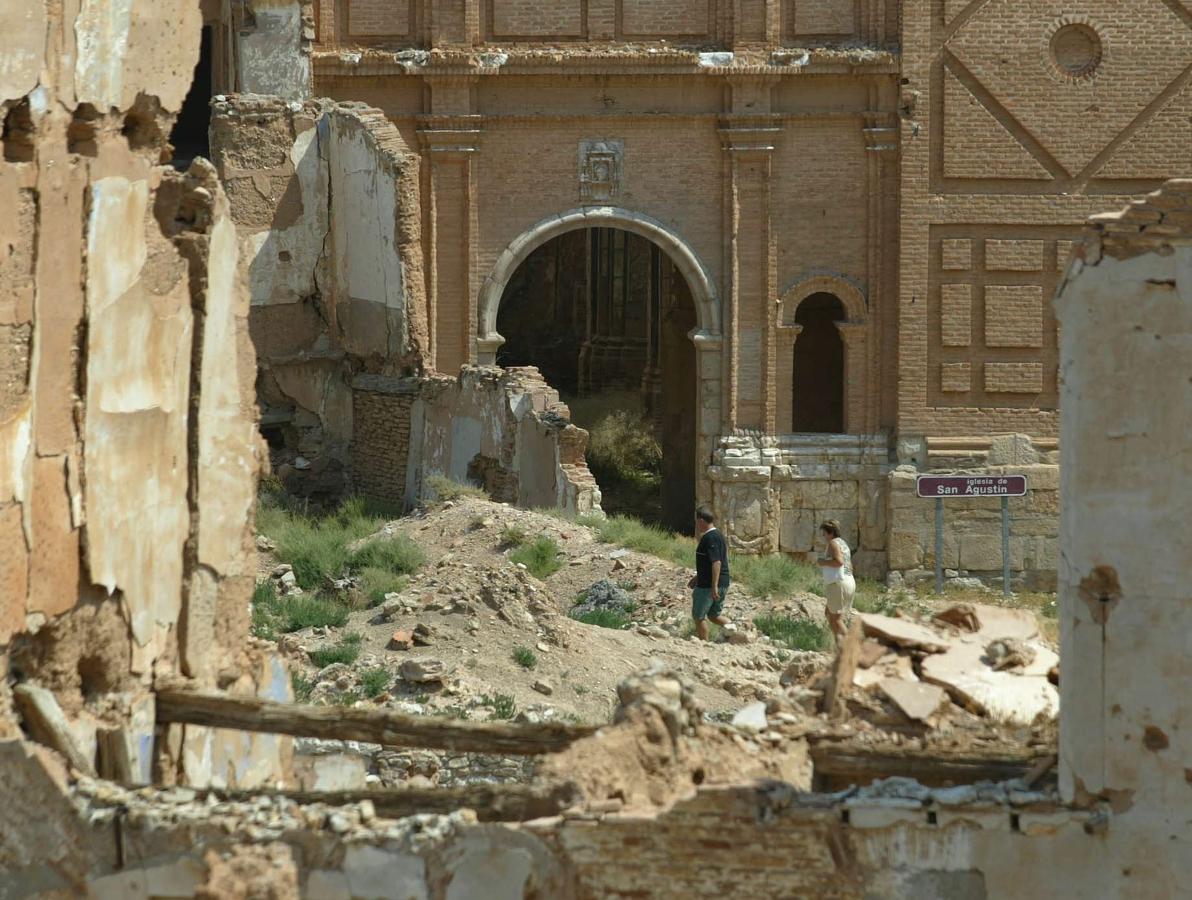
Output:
[{"xmin": 290, "ymin": 0, "xmax": 1187, "ymax": 578}]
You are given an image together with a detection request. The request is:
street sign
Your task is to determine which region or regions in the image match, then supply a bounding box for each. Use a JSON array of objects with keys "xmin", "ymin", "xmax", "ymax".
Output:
[
  {"xmin": 916, "ymin": 475, "xmax": 1028, "ymax": 498},
  {"xmin": 916, "ymin": 475, "xmax": 1030, "ymax": 598}
]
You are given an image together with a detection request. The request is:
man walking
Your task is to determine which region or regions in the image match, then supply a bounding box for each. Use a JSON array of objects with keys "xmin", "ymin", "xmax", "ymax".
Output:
[{"xmin": 689, "ymin": 505, "xmax": 731, "ymax": 641}]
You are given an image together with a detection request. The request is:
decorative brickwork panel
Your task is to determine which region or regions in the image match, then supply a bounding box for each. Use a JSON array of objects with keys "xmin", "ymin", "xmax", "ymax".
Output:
[
  {"xmin": 491, "ymin": 0, "xmax": 584, "ymax": 37},
  {"xmin": 939, "ymin": 284, "xmax": 972, "ymax": 347},
  {"xmin": 934, "ymin": 0, "xmax": 1192, "ymax": 191},
  {"xmin": 984, "ymin": 285, "xmax": 1043, "ymax": 348},
  {"xmin": 985, "ymin": 239, "xmax": 1043, "ymax": 271},
  {"xmin": 348, "ymin": 0, "xmax": 411, "ymax": 36},
  {"xmin": 621, "ymin": 0, "xmax": 710, "ymax": 37},
  {"xmin": 941, "ymin": 239, "xmax": 972, "ymax": 271},
  {"xmin": 791, "ymin": 0, "xmax": 855, "ymax": 35},
  {"xmin": 927, "ymin": 226, "xmax": 1069, "ymax": 409},
  {"xmin": 984, "ymin": 362, "xmax": 1043, "ymax": 394},
  {"xmin": 940, "ymin": 362, "xmax": 971, "ymax": 393}
]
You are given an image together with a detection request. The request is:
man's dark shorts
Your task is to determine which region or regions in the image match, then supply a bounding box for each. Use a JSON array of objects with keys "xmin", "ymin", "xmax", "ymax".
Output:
[{"xmin": 692, "ymin": 587, "xmax": 726, "ymax": 620}]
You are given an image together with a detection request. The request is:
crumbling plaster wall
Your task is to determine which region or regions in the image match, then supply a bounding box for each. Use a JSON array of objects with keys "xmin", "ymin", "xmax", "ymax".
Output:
[
  {"xmin": 401, "ymin": 367, "xmax": 601, "ymax": 516},
  {"xmin": 0, "ymin": 0, "xmax": 288, "ymax": 788},
  {"xmin": 211, "ymin": 95, "xmax": 427, "ymax": 500},
  {"xmin": 1054, "ymin": 182, "xmax": 1192, "ymax": 852}
]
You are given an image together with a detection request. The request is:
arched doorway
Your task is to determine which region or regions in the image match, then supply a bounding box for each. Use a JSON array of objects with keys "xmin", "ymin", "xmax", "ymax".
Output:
[
  {"xmin": 792, "ymin": 292, "xmax": 845, "ymax": 433},
  {"xmin": 495, "ymin": 227, "xmax": 698, "ymax": 531}
]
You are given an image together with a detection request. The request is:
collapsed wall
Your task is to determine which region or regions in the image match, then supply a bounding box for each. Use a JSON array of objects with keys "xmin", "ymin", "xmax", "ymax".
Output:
[
  {"xmin": 211, "ymin": 98, "xmax": 601, "ymax": 516},
  {"xmin": 0, "ymin": 0, "xmax": 287, "ymax": 788}
]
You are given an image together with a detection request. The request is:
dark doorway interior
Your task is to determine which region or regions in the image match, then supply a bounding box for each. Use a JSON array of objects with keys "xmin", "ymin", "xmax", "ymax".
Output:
[
  {"xmin": 793, "ymin": 292, "xmax": 845, "ymax": 433},
  {"xmin": 169, "ymin": 25, "xmax": 213, "ymax": 168},
  {"xmin": 497, "ymin": 228, "xmax": 697, "ymax": 532}
]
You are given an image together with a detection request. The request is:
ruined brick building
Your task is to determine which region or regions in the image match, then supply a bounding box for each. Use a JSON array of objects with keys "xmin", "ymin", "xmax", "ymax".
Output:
[{"xmin": 197, "ymin": 0, "xmax": 1190, "ymax": 581}]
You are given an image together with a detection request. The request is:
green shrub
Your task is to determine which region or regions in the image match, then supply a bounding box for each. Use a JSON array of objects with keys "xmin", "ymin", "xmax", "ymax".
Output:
[
  {"xmin": 510, "ymin": 536, "xmax": 562, "ymax": 579},
  {"xmin": 512, "ymin": 646, "xmax": 538, "ymax": 669},
  {"xmin": 425, "ymin": 474, "xmax": 488, "ymax": 502},
  {"xmin": 251, "ymin": 581, "xmax": 350, "ymax": 637},
  {"xmin": 258, "ymin": 494, "xmax": 389, "ymax": 589},
  {"xmin": 500, "ymin": 525, "xmax": 529, "ymax": 548},
  {"xmin": 359, "ymin": 667, "xmax": 392, "ymax": 698},
  {"xmin": 309, "ymin": 635, "xmax": 362, "ymax": 668},
  {"xmin": 753, "ymin": 614, "xmax": 830, "ymax": 651},
  {"xmin": 573, "ymin": 608, "xmax": 633, "ymax": 629},
  {"xmin": 585, "ymin": 409, "xmax": 663, "ymax": 481},
  {"xmin": 479, "ymin": 693, "xmax": 517, "ymax": 720},
  {"xmin": 348, "ymin": 535, "xmax": 425, "ymax": 576}
]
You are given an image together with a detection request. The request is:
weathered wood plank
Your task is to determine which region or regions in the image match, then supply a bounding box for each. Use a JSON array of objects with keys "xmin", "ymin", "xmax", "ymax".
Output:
[
  {"xmin": 13, "ymin": 683, "xmax": 97, "ymax": 776},
  {"xmin": 155, "ymin": 689, "xmax": 597, "ymax": 754}
]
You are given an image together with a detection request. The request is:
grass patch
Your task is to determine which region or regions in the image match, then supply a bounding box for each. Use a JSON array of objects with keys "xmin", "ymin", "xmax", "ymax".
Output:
[
  {"xmin": 251, "ymin": 581, "xmax": 350, "ymax": 638},
  {"xmin": 359, "ymin": 667, "xmax": 392, "ymax": 698},
  {"xmin": 509, "ymin": 536, "xmax": 562, "ymax": 579},
  {"xmin": 573, "ymin": 684, "xmax": 590, "ymax": 695},
  {"xmin": 572, "ymin": 608, "xmax": 633, "ymax": 629},
  {"xmin": 499, "ymin": 525, "xmax": 529, "ymax": 549},
  {"xmin": 478, "ymin": 693, "xmax": 518, "ymax": 720},
  {"xmin": 854, "ymin": 586, "xmax": 902, "ymax": 616},
  {"xmin": 349, "ymin": 535, "xmax": 425, "ymax": 577},
  {"xmin": 584, "ymin": 514, "xmax": 691, "ymax": 568},
  {"xmin": 359, "ymin": 567, "xmax": 407, "ymax": 606},
  {"xmin": 512, "ymin": 646, "xmax": 538, "ymax": 669},
  {"xmin": 258, "ymin": 494, "xmax": 398, "ymax": 589},
  {"xmin": 585, "ymin": 408, "xmax": 662, "ymax": 481},
  {"xmin": 425, "ymin": 474, "xmax": 488, "ymax": 503},
  {"xmin": 291, "ymin": 672, "xmax": 314, "ymax": 703},
  {"xmin": 753, "ymin": 614, "xmax": 831, "ymax": 651},
  {"xmin": 309, "ymin": 633, "xmax": 363, "ymax": 668},
  {"xmin": 734, "ymin": 554, "xmax": 824, "ymax": 599}
]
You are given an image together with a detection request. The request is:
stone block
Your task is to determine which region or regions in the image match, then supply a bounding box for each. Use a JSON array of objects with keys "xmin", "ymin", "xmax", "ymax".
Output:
[
  {"xmin": 851, "ymin": 549, "xmax": 886, "ymax": 580},
  {"xmin": 343, "ymin": 846, "xmax": 427, "ymax": 900},
  {"xmin": 779, "ymin": 507, "xmax": 816, "ymax": 553},
  {"xmin": 887, "ymin": 531, "xmax": 923, "ymax": 570},
  {"xmin": 958, "ymin": 533, "xmax": 1026, "ymax": 571},
  {"xmin": 858, "ymin": 479, "xmax": 887, "ymax": 550},
  {"xmin": 923, "ymin": 533, "xmax": 960, "ymax": 569}
]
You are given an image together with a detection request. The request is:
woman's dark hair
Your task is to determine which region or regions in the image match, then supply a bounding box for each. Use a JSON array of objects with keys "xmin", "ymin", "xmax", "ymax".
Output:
[{"xmin": 820, "ymin": 519, "xmax": 841, "ymax": 538}]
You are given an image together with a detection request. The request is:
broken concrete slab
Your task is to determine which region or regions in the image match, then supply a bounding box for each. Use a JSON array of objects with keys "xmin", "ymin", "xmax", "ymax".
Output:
[
  {"xmin": 854, "ymin": 654, "xmax": 914, "ymax": 690},
  {"xmin": 921, "ymin": 637, "xmax": 1059, "ymax": 725},
  {"xmin": 879, "ymin": 678, "xmax": 946, "ymax": 722},
  {"xmin": 969, "ymin": 604, "xmax": 1039, "ymax": 642},
  {"xmin": 857, "ymin": 613, "xmax": 950, "ymax": 653},
  {"xmin": 857, "ymin": 640, "xmax": 889, "ymax": 669},
  {"xmin": 731, "ymin": 702, "xmax": 768, "ymax": 733}
]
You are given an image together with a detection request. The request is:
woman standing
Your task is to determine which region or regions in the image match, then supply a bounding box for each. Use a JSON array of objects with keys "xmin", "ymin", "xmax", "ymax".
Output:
[{"xmin": 816, "ymin": 519, "xmax": 856, "ymax": 642}]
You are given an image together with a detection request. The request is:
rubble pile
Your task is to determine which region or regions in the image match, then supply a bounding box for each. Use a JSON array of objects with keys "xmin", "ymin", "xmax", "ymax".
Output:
[{"xmin": 806, "ymin": 604, "xmax": 1059, "ymax": 729}]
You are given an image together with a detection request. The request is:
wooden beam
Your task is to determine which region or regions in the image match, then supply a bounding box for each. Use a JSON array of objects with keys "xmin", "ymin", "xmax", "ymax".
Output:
[
  {"xmin": 809, "ymin": 744, "xmax": 1046, "ymax": 789},
  {"xmin": 206, "ymin": 781, "xmax": 581, "ymax": 823},
  {"xmin": 155, "ymin": 689, "xmax": 597, "ymax": 754}
]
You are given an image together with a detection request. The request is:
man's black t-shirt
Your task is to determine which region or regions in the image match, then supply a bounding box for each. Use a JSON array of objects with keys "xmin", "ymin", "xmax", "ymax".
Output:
[{"xmin": 695, "ymin": 528, "xmax": 730, "ymax": 589}]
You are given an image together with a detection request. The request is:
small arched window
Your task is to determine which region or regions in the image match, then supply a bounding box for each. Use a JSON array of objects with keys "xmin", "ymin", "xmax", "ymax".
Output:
[{"xmin": 792, "ymin": 292, "xmax": 845, "ymax": 433}]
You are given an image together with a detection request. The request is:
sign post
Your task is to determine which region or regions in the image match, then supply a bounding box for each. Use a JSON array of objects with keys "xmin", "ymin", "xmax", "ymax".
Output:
[{"xmin": 915, "ymin": 475, "xmax": 1029, "ymax": 596}]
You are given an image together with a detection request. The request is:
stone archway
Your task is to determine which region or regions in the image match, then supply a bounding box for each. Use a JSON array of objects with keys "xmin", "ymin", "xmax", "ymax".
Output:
[
  {"xmin": 477, "ymin": 207, "xmax": 722, "ymax": 363},
  {"xmin": 478, "ymin": 209, "xmax": 723, "ymax": 529}
]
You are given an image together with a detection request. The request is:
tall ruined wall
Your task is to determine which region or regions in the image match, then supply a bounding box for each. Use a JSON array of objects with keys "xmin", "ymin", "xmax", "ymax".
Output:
[
  {"xmin": 0, "ymin": 0, "xmax": 286, "ymax": 787},
  {"xmin": 211, "ymin": 96, "xmax": 427, "ymax": 501}
]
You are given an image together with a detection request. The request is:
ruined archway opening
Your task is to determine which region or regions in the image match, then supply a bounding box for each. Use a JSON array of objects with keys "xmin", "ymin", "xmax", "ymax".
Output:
[
  {"xmin": 792, "ymin": 292, "xmax": 845, "ymax": 434},
  {"xmin": 496, "ymin": 227, "xmax": 697, "ymax": 532}
]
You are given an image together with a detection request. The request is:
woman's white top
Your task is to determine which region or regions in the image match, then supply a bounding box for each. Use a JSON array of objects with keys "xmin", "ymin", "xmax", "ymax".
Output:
[{"xmin": 822, "ymin": 538, "xmax": 854, "ymax": 584}]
